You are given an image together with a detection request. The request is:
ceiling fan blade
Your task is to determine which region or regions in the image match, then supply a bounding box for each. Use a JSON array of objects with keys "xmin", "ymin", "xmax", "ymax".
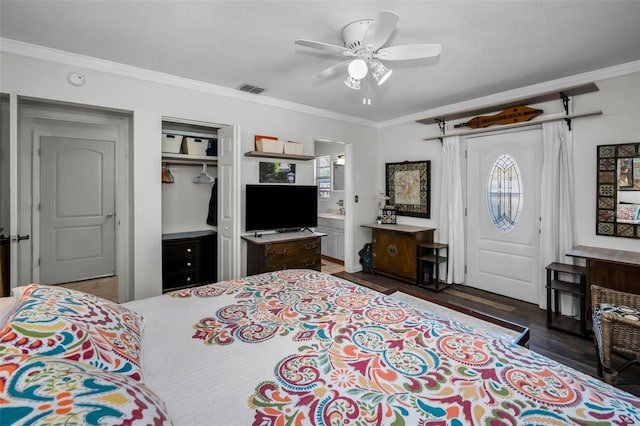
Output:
[
  {"xmin": 295, "ymin": 39, "xmax": 355, "ymax": 57},
  {"xmin": 312, "ymin": 60, "xmax": 350, "ymax": 80},
  {"xmin": 362, "ymin": 10, "xmax": 399, "ymax": 51},
  {"xmin": 376, "ymin": 44, "xmax": 442, "ymax": 61}
]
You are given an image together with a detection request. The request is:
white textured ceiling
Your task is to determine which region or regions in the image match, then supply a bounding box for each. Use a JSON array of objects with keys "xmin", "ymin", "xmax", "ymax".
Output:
[{"xmin": 1, "ymin": 1, "xmax": 639, "ymax": 123}]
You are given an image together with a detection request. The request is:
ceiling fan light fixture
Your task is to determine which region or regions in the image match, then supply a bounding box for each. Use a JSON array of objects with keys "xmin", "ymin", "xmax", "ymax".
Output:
[
  {"xmin": 344, "ymin": 75, "xmax": 361, "ymax": 90},
  {"xmin": 370, "ymin": 60, "xmax": 392, "ymax": 86},
  {"xmin": 347, "ymin": 58, "xmax": 368, "ymax": 79}
]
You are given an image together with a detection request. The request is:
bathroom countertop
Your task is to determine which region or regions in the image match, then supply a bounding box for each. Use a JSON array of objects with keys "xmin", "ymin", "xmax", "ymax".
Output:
[{"xmin": 318, "ymin": 212, "xmax": 345, "ymax": 220}]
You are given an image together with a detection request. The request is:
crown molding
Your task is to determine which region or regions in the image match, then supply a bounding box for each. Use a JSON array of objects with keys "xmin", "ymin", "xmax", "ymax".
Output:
[
  {"xmin": 379, "ymin": 60, "xmax": 640, "ymax": 128},
  {"xmin": 0, "ymin": 38, "xmax": 379, "ymax": 128},
  {"xmin": 3, "ymin": 38, "xmax": 638, "ymax": 130}
]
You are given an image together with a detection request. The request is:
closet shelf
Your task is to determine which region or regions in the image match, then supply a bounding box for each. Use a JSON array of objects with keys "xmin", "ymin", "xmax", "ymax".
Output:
[
  {"xmin": 244, "ymin": 151, "xmax": 315, "ymax": 161},
  {"xmin": 162, "ymin": 153, "xmax": 217, "ymax": 165}
]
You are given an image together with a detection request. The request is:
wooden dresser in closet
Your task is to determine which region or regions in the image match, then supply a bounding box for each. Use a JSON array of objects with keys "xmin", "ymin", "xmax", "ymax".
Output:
[{"xmin": 162, "ymin": 230, "xmax": 217, "ymax": 292}]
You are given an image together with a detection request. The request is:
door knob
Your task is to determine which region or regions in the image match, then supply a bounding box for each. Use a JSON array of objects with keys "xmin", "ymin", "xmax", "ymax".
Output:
[
  {"xmin": 11, "ymin": 234, "xmax": 30, "ymax": 242},
  {"xmin": 106, "ymin": 212, "xmax": 114, "ymax": 218}
]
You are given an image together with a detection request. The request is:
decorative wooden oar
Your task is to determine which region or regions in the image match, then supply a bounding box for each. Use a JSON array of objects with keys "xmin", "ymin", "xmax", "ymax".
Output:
[{"xmin": 454, "ymin": 106, "xmax": 543, "ymax": 129}]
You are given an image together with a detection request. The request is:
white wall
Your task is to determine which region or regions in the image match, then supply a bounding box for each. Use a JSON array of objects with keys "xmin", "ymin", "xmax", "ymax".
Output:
[
  {"xmin": 0, "ymin": 51, "xmax": 378, "ymax": 299},
  {"xmin": 378, "ymin": 71, "xmax": 640, "ymax": 257},
  {"xmin": 162, "ymin": 163, "xmax": 217, "ymax": 234},
  {"xmin": 572, "ymin": 72, "xmax": 640, "ymax": 251},
  {"xmin": 378, "ymin": 121, "xmax": 443, "ymax": 238}
]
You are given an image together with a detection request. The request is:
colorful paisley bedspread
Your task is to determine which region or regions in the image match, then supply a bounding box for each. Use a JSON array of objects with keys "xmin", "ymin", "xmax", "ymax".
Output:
[{"xmin": 171, "ymin": 270, "xmax": 640, "ymax": 425}]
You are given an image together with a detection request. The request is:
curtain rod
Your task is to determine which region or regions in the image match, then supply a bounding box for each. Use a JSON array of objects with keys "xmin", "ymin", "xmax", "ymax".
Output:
[{"xmin": 422, "ymin": 110, "xmax": 602, "ymax": 142}]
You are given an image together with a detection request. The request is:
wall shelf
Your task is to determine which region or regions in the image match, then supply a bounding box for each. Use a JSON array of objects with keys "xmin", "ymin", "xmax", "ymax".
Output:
[
  {"xmin": 422, "ymin": 110, "xmax": 602, "ymax": 142},
  {"xmin": 244, "ymin": 151, "xmax": 315, "ymax": 161},
  {"xmin": 162, "ymin": 153, "xmax": 217, "ymax": 165},
  {"xmin": 416, "ymin": 83, "xmax": 599, "ymax": 125}
]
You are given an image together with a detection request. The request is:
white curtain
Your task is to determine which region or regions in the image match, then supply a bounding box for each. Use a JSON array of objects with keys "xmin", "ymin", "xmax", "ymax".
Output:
[
  {"xmin": 439, "ymin": 136, "xmax": 465, "ymax": 283},
  {"xmin": 539, "ymin": 121, "xmax": 576, "ymax": 313}
]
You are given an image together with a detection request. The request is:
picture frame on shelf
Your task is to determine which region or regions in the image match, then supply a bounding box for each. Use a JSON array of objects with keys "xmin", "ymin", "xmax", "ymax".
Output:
[{"xmin": 385, "ymin": 160, "xmax": 431, "ymax": 218}]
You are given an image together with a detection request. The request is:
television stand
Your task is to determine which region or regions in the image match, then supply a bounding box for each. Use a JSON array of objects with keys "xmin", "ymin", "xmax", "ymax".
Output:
[{"xmin": 243, "ymin": 231, "xmax": 326, "ymax": 275}]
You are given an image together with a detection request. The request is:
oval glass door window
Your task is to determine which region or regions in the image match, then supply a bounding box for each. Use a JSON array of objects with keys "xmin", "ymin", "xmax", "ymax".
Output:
[{"xmin": 486, "ymin": 154, "xmax": 523, "ymax": 232}]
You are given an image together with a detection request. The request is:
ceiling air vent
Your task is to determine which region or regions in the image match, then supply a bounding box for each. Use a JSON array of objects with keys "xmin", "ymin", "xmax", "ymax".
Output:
[{"xmin": 237, "ymin": 83, "xmax": 265, "ymax": 94}]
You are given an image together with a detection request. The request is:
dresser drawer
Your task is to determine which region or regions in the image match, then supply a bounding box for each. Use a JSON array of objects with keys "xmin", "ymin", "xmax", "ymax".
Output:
[
  {"xmin": 263, "ymin": 252, "xmax": 321, "ymax": 271},
  {"xmin": 264, "ymin": 238, "xmax": 321, "ymax": 258},
  {"xmin": 164, "ymin": 255, "xmax": 200, "ymax": 273},
  {"xmin": 163, "ymin": 270, "xmax": 202, "ymax": 291},
  {"xmin": 164, "ymin": 241, "xmax": 202, "ymax": 260},
  {"xmin": 245, "ymin": 234, "xmax": 323, "ymax": 276}
]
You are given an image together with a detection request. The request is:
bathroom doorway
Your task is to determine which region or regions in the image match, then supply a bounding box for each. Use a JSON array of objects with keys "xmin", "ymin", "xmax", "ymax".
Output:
[{"xmin": 314, "ymin": 139, "xmax": 347, "ymax": 274}]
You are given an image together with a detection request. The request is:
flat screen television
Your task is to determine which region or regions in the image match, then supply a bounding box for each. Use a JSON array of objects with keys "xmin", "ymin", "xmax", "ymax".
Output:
[{"xmin": 245, "ymin": 184, "xmax": 318, "ymax": 232}]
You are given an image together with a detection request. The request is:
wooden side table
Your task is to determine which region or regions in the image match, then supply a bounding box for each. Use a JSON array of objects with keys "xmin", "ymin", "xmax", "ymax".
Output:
[
  {"xmin": 416, "ymin": 242, "xmax": 449, "ymax": 292},
  {"xmin": 545, "ymin": 262, "xmax": 588, "ymax": 337}
]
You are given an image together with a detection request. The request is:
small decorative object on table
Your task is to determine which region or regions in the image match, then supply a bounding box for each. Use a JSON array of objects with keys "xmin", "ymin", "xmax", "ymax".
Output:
[{"xmin": 381, "ymin": 206, "xmax": 397, "ymax": 224}]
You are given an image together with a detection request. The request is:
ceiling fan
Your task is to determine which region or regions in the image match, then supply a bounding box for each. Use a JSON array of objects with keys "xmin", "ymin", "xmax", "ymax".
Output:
[{"xmin": 295, "ymin": 10, "xmax": 441, "ymax": 91}]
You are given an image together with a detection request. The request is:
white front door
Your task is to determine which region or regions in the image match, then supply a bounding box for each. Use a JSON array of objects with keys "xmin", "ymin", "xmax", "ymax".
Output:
[
  {"xmin": 466, "ymin": 127, "xmax": 543, "ymax": 303},
  {"xmin": 217, "ymin": 125, "xmax": 241, "ymax": 280},
  {"xmin": 39, "ymin": 136, "xmax": 116, "ymax": 284}
]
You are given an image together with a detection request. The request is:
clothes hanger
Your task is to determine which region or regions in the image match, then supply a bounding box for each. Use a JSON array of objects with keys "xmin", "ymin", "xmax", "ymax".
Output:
[
  {"xmin": 162, "ymin": 162, "xmax": 175, "ymax": 183},
  {"xmin": 193, "ymin": 163, "xmax": 215, "ymax": 184}
]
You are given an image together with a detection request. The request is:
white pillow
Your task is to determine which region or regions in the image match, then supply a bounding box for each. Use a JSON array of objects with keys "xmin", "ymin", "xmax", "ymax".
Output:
[{"xmin": 0, "ymin": 296, "xmax": 18, "ymax": 327}]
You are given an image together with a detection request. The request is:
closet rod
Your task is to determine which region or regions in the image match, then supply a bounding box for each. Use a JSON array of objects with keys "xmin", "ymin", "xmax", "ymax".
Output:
[
  {"xmin": 162, "ymin": 160, "xmax": 218, "ymax": 167},
  {"xmin": 422, "ymin": 110, "xmax": 602, "ymax": 142}
]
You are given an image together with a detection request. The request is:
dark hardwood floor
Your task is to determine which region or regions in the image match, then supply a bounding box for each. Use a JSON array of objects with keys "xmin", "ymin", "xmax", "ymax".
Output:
[{"xmin": 334, "ymin": 270, "xmax": 640, "ymax": 398}]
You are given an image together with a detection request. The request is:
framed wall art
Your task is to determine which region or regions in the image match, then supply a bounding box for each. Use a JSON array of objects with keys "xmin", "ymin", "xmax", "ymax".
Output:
[
  {"xmin": 259, "ymin": 162, "xmax": 296, "ymax": 183},
  {"xmin": 385, "ymin": 160, "xmax": 431, "ymax": 218},
  {"xmin": 596, "ymin": 142, "xmax": 640, "ymax": 238}
]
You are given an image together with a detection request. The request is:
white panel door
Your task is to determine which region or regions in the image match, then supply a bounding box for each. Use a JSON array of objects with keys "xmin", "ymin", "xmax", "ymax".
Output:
[
  {"xmin": 39, "ymin": 136, "xmax": 115, "ymax": 284},
  {"xmin": 217, "ymin": 125, "xmax": 240, "ymax": 280},
  {"xmin": 466, "ymin": 128, "xmax": 542, "ymax": 303}
]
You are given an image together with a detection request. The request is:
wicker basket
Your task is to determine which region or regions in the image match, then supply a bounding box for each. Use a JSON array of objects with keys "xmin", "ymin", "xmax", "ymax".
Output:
[{"xmin": 591, "ymin": 285, "xmax": 640, "ymax": 383}]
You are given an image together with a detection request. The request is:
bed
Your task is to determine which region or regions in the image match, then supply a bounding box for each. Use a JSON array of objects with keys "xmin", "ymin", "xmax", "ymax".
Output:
[{"xmin": 1, "ymin": 269, "xmax": 639, "ymax": 425}]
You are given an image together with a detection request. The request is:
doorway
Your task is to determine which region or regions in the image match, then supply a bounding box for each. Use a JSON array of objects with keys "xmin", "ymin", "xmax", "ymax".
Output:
[
  {"xmin": 465, "ymin": 127, "xmax": 543, "ymax": 303},
  {"xmin": 314, "ymin": 139, "xmax": 347, "ymax": 274},
  {"xmin": 17, "ymin": 100, "xmax": 131, "ymax": 301}
]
